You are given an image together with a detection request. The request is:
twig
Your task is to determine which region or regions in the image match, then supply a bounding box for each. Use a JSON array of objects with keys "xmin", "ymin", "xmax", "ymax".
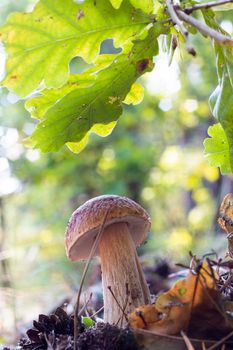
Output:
[
  {"xmin": 90, "ymin": 305, "xmax": 104, "ymax": 319},
  {"xmin": 77, "ymin": 292, "xmax": 93, "ymax": 317},
  {"xmin": 119, "ymin": 283, "xmax": 130, "ymax": 327},
  {"xmin": 73, "ymin": 208, "xmax": 110, "ymax": 350},
  {"xmin": 198, "ymin": 268, "xmax": 227, "ymax": 321},
  {"xmin": 165, "ymin": 0, "xmax": 196, "ymax": 56},
  {"xmin": 180, "ymin": 330, "xmax": 195, "ymax": 350},
  {"xmin": 185, "ymin": 263, "xmax": 202, "ymax": 333},
  {"xmin": 107, "ymin": 286, "xmax": 128, "ymax": 324},
  {"xmin": 184, "ymin": 0, "xmax": 233, "ymax": 14},
  {"xmin": 202, "ymin": 342, "xmax": 207, "ymax": 350},
  {"xmin": 176, "ymin": 8, "xmax": 233, "ymax": 46},
  {"xmin": 219, "ymin": 272, "xmax": 233, "ymax": 292},
  {"xmin": 206, "ymin": 329, "xmax": 233, "ymax": 350}
]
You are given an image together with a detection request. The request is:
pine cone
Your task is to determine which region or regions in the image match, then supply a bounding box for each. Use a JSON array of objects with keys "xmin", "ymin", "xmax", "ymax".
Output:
[
  {"xmin": 19, "ymin": 308, "xmax": 139, "ymax": 350},
  {"xmin": 19, "ymin": 308, "xmax": 75, "ymax": 350}
]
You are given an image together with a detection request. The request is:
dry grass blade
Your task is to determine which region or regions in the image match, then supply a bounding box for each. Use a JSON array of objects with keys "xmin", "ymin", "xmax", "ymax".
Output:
[
  {"xmin": 118, "ymin": 284, "xmax": 130, "ymax": 327},
  {"xmin": 107, "ymin": 285, "xmax": 128, "ymax": 325},
  {"xmin": 77, "ymin": 292, "xmax": 92, "ymax": 317},
  {"xmin": 73, "ymin": 208, "xmax": 110, "ymax": 350},
  {"xmin": 90, "ymin": 305, "xmax": 104, "ymax": 319},
  {"xmin": 181, "ymin": 330, "xmax": 195, "ymax": 350},
  {"xmin": 219, "ymin": 273, "xmax": 233, "ymax": 292},
  {"xmin": 202, "ymin": 342, "xmax": 207, "ymax": 350},
  {"xmin": 197, "ymin": 268, "xmax": 227, "ymax": 321}
]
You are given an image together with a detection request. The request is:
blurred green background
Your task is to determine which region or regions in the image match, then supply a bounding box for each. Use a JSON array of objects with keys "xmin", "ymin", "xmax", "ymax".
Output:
[{"xmin": 0, "ymin": 0, "xmax": 233, "ymax": 345}]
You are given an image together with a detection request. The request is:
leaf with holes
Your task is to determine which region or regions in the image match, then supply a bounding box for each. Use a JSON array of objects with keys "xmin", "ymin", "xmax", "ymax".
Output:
[
  {"xmin": 0, "ymin": 0, "xmax": 152, "ymax": 97},
  {"xmin": 26, "ymin": 27, "xmax": 161, "ymax": 153}
]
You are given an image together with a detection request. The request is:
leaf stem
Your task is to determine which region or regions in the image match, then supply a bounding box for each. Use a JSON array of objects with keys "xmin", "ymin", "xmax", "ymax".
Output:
[
  {"xmin": 165, "ymin": 0, "xmax": 196, "ymax": 56},
  {"xmin": 184, "ymin": 0, "xmax": 233, "ymax": 15}
]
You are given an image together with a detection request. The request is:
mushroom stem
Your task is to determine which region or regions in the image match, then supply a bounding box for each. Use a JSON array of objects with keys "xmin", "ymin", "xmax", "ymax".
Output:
[
  {"xmin": 134, "ymin": 250, "xmax": 151, "ymax": 304},
  {"xmin": 99, "ymin": 222, "xmax": 151, "ymax": 325}
]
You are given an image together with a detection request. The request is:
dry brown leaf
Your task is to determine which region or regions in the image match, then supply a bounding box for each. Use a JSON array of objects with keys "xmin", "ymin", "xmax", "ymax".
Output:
[{"xmin": 129, "ymin": 260, "xmax": 225, "ymax": 337}]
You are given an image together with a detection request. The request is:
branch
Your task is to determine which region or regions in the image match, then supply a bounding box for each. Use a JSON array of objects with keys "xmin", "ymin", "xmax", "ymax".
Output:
[
  {"xmin": 176, "ymin": 9, "xmax": 233, "ymax": 46},
  {"xmin": 165, "ymin": 0, "xmax": 196, "ymax": 56},
  {"xmin": 184, "ymin": 0, "xmax": 233, "ymax": 15}
]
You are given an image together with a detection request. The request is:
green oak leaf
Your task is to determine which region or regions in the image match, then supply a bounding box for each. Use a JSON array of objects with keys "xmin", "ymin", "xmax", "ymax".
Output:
[
  {"xmin": 26, "ymin": 27, "xmax": 161, "ymax": 153},
  {"xmin": 110, "ymin": 0, "xmax": 154, "ymax": 13},
  {"xmin": 0, "ymin": 0, "xmax": 152, "ymax": 97},
  {"xmin": 202, "ymin": 9, "xmax": 233, "ymax": 173},
  {"xmin": 109, "ymin": 0, "xmax": 123, "ymax": 9},
  {"xmin": 209, "ymin": 72, "xmax": 233, "ymax": 173},
  {"xmin": 67, "ymin": 122, "xmax": 117, "ymax": 154},
  {"xmin": 209, "ymin": 48, "xmax": 233, "ymax": 173},
  {"xmin": 25, "ymin": 54, "xmax": 117, "ymax": 119},
  {"xmin": 110, "ymin": 0, "xmax": 153, "ymax": 13},
  {"xmin": 130, "ymin": 0, "xmax": 154, "ymax": 14},
  {"xmin": 124, "ymin": 82, "xmax": 144, "ymax": 105},
  {"xmin": 26, "ymin": 73, "xmax": 96, "ymax": 120},
  {"xmin": 204, "ymin": 123, "xmax": 231, "ymax": 174}
]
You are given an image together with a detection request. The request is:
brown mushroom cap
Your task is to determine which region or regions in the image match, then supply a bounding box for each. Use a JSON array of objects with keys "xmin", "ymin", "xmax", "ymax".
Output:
[{"xmin": 65, "ymin": 195, "xmax": 151, "ymax": 261}]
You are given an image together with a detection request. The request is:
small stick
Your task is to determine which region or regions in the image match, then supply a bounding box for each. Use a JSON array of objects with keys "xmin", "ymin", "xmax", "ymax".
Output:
[
  {"xmin": 107, "ymin": 285, "xmax": 128, "ymax": 324},
  {"xmin": 198, "ymin": 270, "xmax": 227, "ymax": 321},
  {"xmin": 119, "ymin": 283, "xmax": 130, "ymax": 327},
  {"xmin": 73, "ymin": 208, "xmax": 110, "ymax": 350},
  {"xmin": 165, "ymin": 0, "xmax": 196, "ymax": 56},
  {"xmin": 184, "ymin": 0, "xmax": 233, "ymax": 14},
  {"xmin": 206, "ymin": 329, "xmax": 233, "ymax": 350},
  {"xmin": 90, "ymin": 305, "xmax": 104, "ymax": 319},
  {"xmin": 202, "ymin": 342, "xmax": 207, "ymax": 350},
  {"xmin": 176, "ymin": 9, "xmax": 233, "ymax": 46},
  {"xmin": 181, "ymin": 330, "xmax": 195, "ymax": 350},
  {"xmin": 219, "ymin": 273, "xmax": 233, "ymax": 292},
  {"xmin": 78, "ymin": 292, "xmax": 93, "ymax": 317}
]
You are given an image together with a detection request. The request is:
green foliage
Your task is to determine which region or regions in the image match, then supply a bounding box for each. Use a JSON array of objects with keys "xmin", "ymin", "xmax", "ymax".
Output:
[
  {"xmin": 202, "ymin": 9, "xmax": 233, "ymax": 174},
  {"xmin": 26, "ymin": 28, "xmax": 158, "ymax": 152},
  {"xmin": 128, "ymin": 0, "xmax": 154, "ymax": 13},
  {"xmin": 109, "ymin": 0, "xmax": 153, "ymax": 12},
  {"xmin": 0, "ymin": 0, "xmax": 151, "ymax": 97},
  {"xmin": 124, "ymin": 82, "xmax": 144, "ymax": 105},
  {"xmin": 204, "ymin": 123, "xmax": 231, "ymax": 174},
  {"xmin": 209, "ymin": 45, "xmax": 233, "ymax": 167},
  {"xmin": 0, "ymin": 0, "xmax": 233, "ymax": 172},
  {"xmin": 109, "ymin": 0, "xmax": 123, "ymax": 9},
  {"xmin": 81, "ymin": 316, "xmax": 95, "ymax": 327}
]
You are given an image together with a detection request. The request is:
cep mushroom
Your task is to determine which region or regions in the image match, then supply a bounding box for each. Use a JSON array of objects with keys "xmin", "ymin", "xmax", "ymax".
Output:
[{"xmin": 65, "ymin": 195, "xmax": 151, "ymax": 325}]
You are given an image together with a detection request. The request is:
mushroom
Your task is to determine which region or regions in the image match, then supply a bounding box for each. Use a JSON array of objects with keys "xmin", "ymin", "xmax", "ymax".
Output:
[{"xmin": 65, "ymin": 195, "xmax": 151, "ymax": 325}]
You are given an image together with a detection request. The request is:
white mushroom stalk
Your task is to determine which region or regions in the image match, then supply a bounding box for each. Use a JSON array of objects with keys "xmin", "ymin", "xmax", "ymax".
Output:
[{"xmin": 65, "ymin": 195, "xmax": 151, "ymax": 326}]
